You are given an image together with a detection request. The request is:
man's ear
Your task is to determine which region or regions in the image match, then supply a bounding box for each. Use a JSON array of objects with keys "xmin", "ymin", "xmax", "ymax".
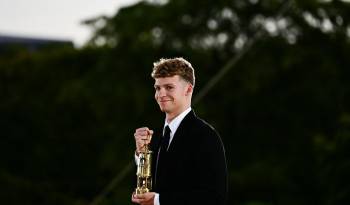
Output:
[{"xmin": 185, "ymin": 84, "xmax": 193, "ymax": 96}]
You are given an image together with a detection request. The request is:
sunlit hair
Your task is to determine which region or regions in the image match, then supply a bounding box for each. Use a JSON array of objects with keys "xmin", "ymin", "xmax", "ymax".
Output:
[{"xmin": 151, "ymin": 57, "xmax": 195, "ymax": 87}]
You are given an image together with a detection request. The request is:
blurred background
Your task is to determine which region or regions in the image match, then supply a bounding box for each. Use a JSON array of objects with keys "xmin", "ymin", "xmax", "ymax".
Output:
[{"xmin": 1, "ymin": 0, "xmax": 350, "ymax": 204}]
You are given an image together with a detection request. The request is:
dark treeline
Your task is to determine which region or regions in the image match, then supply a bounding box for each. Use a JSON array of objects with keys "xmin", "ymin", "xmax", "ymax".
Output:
[{"xmin": 1, "ymin": 0, "xmax": 350, "ymax": 204}]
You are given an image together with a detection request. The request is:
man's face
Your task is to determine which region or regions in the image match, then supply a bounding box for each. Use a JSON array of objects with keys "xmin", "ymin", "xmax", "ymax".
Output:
[{"xmin": 154, "ymin": 75, "xmax": 192, "ymax": 116}]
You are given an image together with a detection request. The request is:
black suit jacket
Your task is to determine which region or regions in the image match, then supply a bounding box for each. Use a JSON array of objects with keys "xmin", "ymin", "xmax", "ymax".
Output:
[{"xmin": 150, "ymin": 110, "xmax": 228, "ymax": 205}]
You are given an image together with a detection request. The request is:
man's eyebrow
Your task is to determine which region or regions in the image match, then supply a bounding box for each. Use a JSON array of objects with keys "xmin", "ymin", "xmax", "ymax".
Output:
[{"xmin": 154, "ymin": 83, "xmax": 175, "ymax": 87}]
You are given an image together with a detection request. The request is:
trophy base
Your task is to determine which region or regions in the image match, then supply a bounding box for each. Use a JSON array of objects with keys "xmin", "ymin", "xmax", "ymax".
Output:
[
  {"xmin": 135, "ymin": 176, "xmax": 152, "ymax": 194},
  {"xmin": 135, "ymin": 187, "xmax": 150, "ymax": 195}
]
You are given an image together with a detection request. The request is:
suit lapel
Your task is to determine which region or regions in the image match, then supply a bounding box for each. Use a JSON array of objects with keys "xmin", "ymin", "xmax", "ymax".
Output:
[{"xmin": 166, "ymin": 110, "xmax": 196, "ymax": 153}]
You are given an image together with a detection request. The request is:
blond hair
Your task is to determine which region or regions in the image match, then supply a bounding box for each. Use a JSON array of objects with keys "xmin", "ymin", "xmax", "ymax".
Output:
[{"xmin": 151, "ymin": 57, "xmax": 195, "ymax": 86}]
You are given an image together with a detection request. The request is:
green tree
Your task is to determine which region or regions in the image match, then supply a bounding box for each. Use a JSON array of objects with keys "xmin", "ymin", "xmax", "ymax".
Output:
[{"xmin": 1, "ymin": 0, "xmax": 350, "ymax": 204}]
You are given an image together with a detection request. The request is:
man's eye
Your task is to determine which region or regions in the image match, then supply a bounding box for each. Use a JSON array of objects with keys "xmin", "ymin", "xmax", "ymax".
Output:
[
  {"xmin": 166, "ymin": 86, "xmax": 173, "ymax": 90},
  {"xmin": 155, "ymin": 87, "xmax": 160, "ymax": 91}
]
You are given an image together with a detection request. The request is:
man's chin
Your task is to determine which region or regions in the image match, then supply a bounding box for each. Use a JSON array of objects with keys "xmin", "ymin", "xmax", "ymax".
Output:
[{"xmin": 159, "ymin": 106, "xmax": 169, "ymax": 113}]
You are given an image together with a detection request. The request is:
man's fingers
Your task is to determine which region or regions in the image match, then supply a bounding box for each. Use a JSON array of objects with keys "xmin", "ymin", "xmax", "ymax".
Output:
[
  {"xmin": 136, "ymin": 138, "xmax": 151, "ymax": 145},
  {"xmin": 135, "ymin": 130, "xmax": 148, "ymax": 136},
  {"xmin": 135, "ymin": 128, "xmax": 154, "ymax": 137},
  {"xmin": 135, "ymin": 127, "xmax": 150, "ymax": 134},
  {"xmin": 134, "ymin": 127, "xmax": 153, "ymax": 154},
  {"xmin": 136, "ymin": 135, "xmax": 151, "ymax": 140},
  {"xmin": 133, "ymin": 193, "xmax": 145, "ymax": 199},
  {"xmin": 131, "ymin": 197, "xmax": 141, "ymax": 204},
  {"xmin": 131, "ymin": 193, "xmax": 143, "ymax": 204},
  {"xmin": 131, "ymin": 192, "xmax": 155, "ymax": 204},
  {"xmin": 134, "ymin": 130, "xmax": 153, "ymax": 145}
]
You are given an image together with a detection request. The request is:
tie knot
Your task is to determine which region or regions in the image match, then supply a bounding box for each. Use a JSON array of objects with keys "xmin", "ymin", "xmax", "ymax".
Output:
[{"xmin": 163, "ymin": 126, "xmax": 171, "ymax": 138}]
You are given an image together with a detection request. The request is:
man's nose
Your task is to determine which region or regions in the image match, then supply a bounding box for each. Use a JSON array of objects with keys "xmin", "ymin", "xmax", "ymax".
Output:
[{"xmin": 158, "ymin": 88, "xmax": 166, "ymax": 97}]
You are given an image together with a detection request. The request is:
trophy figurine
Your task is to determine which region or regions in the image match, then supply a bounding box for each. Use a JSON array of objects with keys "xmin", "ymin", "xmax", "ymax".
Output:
[{"xmin": 135, "ymin": 133, "xmax": 153, "ymax": 194}]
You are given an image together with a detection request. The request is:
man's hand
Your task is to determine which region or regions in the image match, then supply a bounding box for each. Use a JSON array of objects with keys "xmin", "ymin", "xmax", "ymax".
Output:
[
  {"xmin": 134, "ymin": 127, "xmax": 154, "ymax": 155},
  {"xmin": 131, "ymin": 192, "xmax": 155, "ymax": 205}
]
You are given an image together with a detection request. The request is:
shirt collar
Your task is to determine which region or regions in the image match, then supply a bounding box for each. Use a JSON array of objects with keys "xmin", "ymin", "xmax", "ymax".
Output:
[{"xmin": 164, "ymin": 107, "xmax": 192, "ymax": 135}]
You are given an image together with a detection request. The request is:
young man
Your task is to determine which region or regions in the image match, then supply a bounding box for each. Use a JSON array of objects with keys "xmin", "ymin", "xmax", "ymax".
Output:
[{"xmin": 132, "ymin": 57, "xmax": 228, "ymax": 205}]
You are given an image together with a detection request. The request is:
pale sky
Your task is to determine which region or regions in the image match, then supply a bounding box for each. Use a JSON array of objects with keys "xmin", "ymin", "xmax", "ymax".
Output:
[{"xmin": 0, "ymin": 0, "xmax": 141, "ymax": 47}]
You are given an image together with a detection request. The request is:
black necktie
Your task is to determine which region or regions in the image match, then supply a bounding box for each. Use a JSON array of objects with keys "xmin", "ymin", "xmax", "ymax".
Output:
[
  {"xmin": 155, "ymin": 126, "xmax": 171, "ymax": 188},
  {"xmin": 160, "ymin": 126, "xmax": 171, "ymax": 153}
]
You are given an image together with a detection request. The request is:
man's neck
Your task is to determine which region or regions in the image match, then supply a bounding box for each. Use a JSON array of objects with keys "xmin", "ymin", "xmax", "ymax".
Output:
[{"xmin": 166, "ymin": 106, "xmax": 191, "ymax": 123}]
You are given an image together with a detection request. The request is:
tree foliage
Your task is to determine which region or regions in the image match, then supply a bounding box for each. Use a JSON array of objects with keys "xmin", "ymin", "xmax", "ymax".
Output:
[{"xmin": 1, "ymin": 0, "xmax": 350, "ymax": 204}]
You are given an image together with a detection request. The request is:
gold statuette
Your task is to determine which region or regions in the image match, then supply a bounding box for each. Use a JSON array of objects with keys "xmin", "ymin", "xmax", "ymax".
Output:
[{"xmin": 135, "ymin": 133, "xmax": 152, "ymax": 194}]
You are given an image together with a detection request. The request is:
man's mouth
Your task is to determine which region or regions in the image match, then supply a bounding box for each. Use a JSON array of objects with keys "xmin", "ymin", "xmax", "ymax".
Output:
[{"xmin": 159, "ymin": 99, "xmax": 171, "ymax": 103}]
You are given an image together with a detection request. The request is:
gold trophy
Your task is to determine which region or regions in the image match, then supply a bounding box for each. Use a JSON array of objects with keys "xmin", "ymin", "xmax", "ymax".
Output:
[{"xmin": 135, "ymin": 133, "xmax": 153, "ymax": 194}]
